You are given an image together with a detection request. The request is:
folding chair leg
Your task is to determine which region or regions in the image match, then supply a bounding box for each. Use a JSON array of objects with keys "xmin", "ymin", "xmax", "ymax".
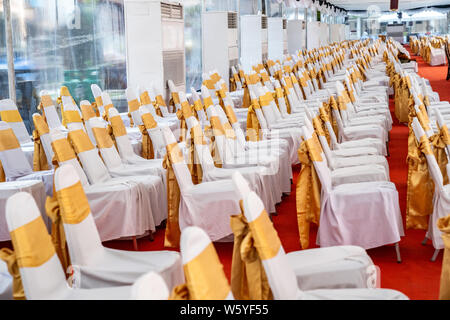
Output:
[
  {"xmin": 431, "ymin": 249, "xmax": 441, "ymax": 262},
  {"xmin": 395, "ymin": 243, "xmax": 402, "ymax": 263},
  {"xmin": 421, "ymin": 235, "xmax": 428, "ymax": 245},
  {"xmin": 132, "ymin": 236, "xmax": 138, "ymax": 251}
]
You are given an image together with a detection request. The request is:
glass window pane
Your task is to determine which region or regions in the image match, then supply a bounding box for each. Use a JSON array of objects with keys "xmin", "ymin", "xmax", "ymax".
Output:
[
  {"xmin": 184, "ymin": 0, "xmax": 202, "ymax": 90},
  {"xmin": 10, "ymin": 0, "xmax": 127, "ymax": 131}
]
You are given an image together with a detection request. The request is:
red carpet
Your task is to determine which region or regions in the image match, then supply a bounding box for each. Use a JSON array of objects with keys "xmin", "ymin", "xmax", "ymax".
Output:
[{"xmin": 104, "ymin": 48, "xmax": 448, "ymax": 299}]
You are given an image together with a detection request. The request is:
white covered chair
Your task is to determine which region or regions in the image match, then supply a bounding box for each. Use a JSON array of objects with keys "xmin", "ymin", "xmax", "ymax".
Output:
[
  {"xmin": 411, "ymin": 117, "xmax": 450, "ymax": 261},
  {"xmin": 49, "ymin": 129, "xmax": 155, "ymax": 242},
  {"xmin": 161, "ymin": 125, "xmax": 240, "ymax": 242},
  {"xmin": 4, "ymin": 192, "xmax": 133, "ymax": 299},
  {"xmin": 130, "ymin": 272, "xmax": 170, "ymax": 300},
  {"xmin": 39, "ymin": 91, "xmax": 65, "ymax": 131},
  {"xmin": 88, "ymin": 117, "xmax": 168, "ymax": 226},
  {"xmin": 302, "ymin": 124, "xmax": 404, "ymax": 254},
  {"xmin": 179, "ymin": 226, "xmax": 234, "ymax": 300},
  {"xmin": 232, "ymin": 171, "xmax": 381, "ymax": 291},
  {"xmin": 239, "ymin": 186, "xmax": 408, "ymax": 300},
  {"xmin": 0, "ymin": 121, "xmax": 53, "ymax": 195},
  {"xmin": 54, "ymin": 164, "xmax": 183, "ymax": 290},
  {"xmin": 0, "ymin": 99, "xmax": 32, "ymax": 146}
]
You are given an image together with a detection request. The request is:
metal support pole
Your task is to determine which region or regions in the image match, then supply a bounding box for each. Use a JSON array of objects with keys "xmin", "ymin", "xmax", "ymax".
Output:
[{"xmin": 3, "ymin": 0, "xmax": 16, "ymax": 103}]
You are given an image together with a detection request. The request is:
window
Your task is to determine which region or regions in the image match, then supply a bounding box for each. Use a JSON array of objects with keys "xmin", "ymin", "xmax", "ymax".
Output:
[{"xmin": 6, "ymin": 0, "xmax": 127, "ymax": 131}]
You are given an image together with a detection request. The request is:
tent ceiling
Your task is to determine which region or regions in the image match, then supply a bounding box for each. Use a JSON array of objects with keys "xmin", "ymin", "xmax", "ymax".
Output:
[{"xmin": 326, "ymin": 0, "xmax": 450, "ymax": 11}]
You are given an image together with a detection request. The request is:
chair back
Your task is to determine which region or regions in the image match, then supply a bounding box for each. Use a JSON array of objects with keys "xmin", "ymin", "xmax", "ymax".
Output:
[
  {"xmin": 68, "ymin": 128, "xmax": 111, "ymax": 184},
  {"xmin": 126, "ymin": 87, "xmax": 143, "ymax": 126},
  {"xmin": 180, "ymin": 226, "xmax": 233, "ymax": 300},
  {"xmin": 161, "ymin": 126, "xmax": 194, "ymax": 191},
  {"xmin": 0, "ymin": 121, "xmax": 33, "ymax": 179},
  {"xmin": 108, "ymin": 107, "xmax": 136, "ymax": 162},
  {"xmin": 139, "ymin": 107, "xmax": 166, "ymax": 157},
  {"xmin": 0, "ymin": 99, "xmax": 31, "ymax": 144},
  {"xmin": 302, "ymin": 124, "xmax": 332, "ymax": 193},
  {"xmin": 189, "ymin": 118, "xmax": 215, "ymax": 173},
  {"xmin": 32, "ymin": 113, "xmax": 54, "ymax": 169},
  {"xmin": 240, "ymin": 189, "xmax": 298, "ymax": 300},
  {"xmin": 49, "ymin": 129, "xmax": 89, "ymax": 187},
  {"xmin": 153, "ymin": 84, "xmax": 171, "ymax": 117},
  {"xmin": 54, "ymin": 164, "xmax": 104, "ymax": 265},
  {"xmin": 62, "ymin": 103, "xmax": 85, "ymax": 132},
  {"xmin": 80, "ymin": 100, "xmax": 97, "ymax": 122},
  {"xmin": 89, "ymin": 117, "xmax": 123, "ymax": 171},
  {"xmin": 40, "ymin": 91, "xmax": 63, "ymax": 130},
  {"xmin": 6, "ymin": 192, "xmax": 66, "ymax": 299},
  {"xmin": 90, "ymin": 84, "xmax": 105, "ymax": 116}
]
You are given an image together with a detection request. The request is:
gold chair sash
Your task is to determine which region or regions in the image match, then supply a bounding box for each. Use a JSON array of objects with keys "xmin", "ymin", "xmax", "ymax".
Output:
[
  {"xmin": 296, "ymin": 139, "xmax": 321, "ymax": 249},
  {"xmin": 406, "ymin": 128, "xmax": 434, "ymax": 230},
  {"xmin": 230, "ymin": 202, "xmax": 273, "ymax": 300},
  {"xmin": 0, "ymin": 248, "xmax": 25, "ymax": 300},
  {"xmin": 170, "ymin": 242, "xmax": 230, "ymax": 300},
  {"xmin": 162, "ymin": 151, "xmax": 181, "ymax": 248}
]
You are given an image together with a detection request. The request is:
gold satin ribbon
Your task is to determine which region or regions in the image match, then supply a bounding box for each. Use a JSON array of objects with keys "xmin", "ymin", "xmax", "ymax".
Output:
[
  {"xmin": 32, "ymin": 130, "xmax": 49, "ymax": 172},
  {"xmin": 0, "ymin": 129, "xmax": 20, "ymax": 151},
  {"xmin": 142, "ymin": 112, "xmax": 157, "ymax": 129},
  {"xmin": 128, "ymin": 99, "xmax": 140, "ymax": 113},
  {"xmin": 41, "ymin": 95, "xmax": 54, "ymax": 108},
  {"xmin": 406, "ymin": 126, "xmax": 434, "ymax": 230},
  {"xmin": 246, "ymin": 104, "xmax": 260, "ymax": 142},
  {"xmin": 163, "ymin": 152, "xmax": 181, "ymax": 248},
  {"xmin": 32, "ymin": 114, "xmax": 50, "ymax": 171},
  {"xmin": 296, "ymin": 139, "xmax": 322, "ymax": 249},
  {"xmin": 170, "ymin": 242, "xmax": 230, "ymax": 300},
  {"xmin": 187, "ymin": 126, "xmax": 203, "ymax": 185},
  {"xmin": 247, "ymin": 209, "xmax": 281, "ymax": 261},
  {"xmin": 109, "ymin": 115, "xmax": 127, "ymax": 137},
  {"xmin": 210, "ymin": 116, "xmax": 225, "ymax": 137},
  {"xmin": 0, "ymin": 248, "xmax": 25, "ymax": 299},
  {"xmin": 51, "ymin": 139, "xmax": 77, "ymax": 162},
  {"xmin": 230, "ymin": 202, "xmax": 273, "ymax": 300},
  {"xmin": 63, "ymin": 110, "xmax": 82, "ymax": 124},
  {"xmin": 45, "ymin": 190, "xmax": 71, "ymax": 273},
  {"xmin": 68, "ymin": 130, "xmax": 95, "ymax": 153},
  {"xmin": 95, "ymin": 96, "xmax": 103, "ymax": 108},
  {"xmin": 0, "ymin": 110, "xmax": 22, "ymax": 123},
  {"xmin": 138, "ymin": 124, "xmax": 154, "ymax": 160},
  {"xmin": 80, "ymin": 104, "xmax": 96, "ymax": 122},
  {"xmin": 438, "ymin": 214, "xmax": 450, "ymax": 299},
  {"xmin": 10, "ymin": 217, "xmax": 56, "ymax": 268},
  {"xmin": 181, "ymin": 101, "xmax": 193, "ymax": 119},
  {"xmin": 203, "ymin": 96, "xmax": 213, "ymax": 110},
  {"xmin": 430, "ymin": 127, "xmax": 449, "ymax": 186},
  {"xmin": 224, "ymin": 105, "xmax": 237, "ymax": 124},
  {"xmin": 92, "ymin": 127, "xmax": 114, "ymax": 149},
  {"xmin": 140, "ymin": 91, "xmax": 152, "ymax": 106}
]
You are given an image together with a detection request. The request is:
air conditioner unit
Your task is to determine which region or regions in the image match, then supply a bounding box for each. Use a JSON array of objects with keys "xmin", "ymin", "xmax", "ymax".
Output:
[
  {"xmin": 240, "ymin": 15, "xmax": 262, "ymax": 72},
  {"xmin": 202, "ymin": 11, "xmax": 238, "ymax": 89},
  {"xmin": 282, "ymin": 19, "xmax": 288, "ymax": 54},
  {"xmin": 267, "ymin": 17, "xmax": 283, "ymax": 61},
  {"xmin": 261, "ymin": 15, "xmax": 268, "ymax": 61},
  {"xmin": 287, "ymin": 19, "xmax": 305, "ymax": 54},
  {"xmin": 124, "ymin": 0, "xmax": 185, "ymax": 103}
]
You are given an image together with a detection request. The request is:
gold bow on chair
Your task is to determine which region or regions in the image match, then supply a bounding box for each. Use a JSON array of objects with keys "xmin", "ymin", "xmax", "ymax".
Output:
[
  {"xmin": 138, "ymin": 125, "xmax": 155, "ymax": 160},
  {"xmin": 0, "ymin": 248, "xmax": 25, "ymax": 300},
  {"xmin": 176, "ymin": 109, "xmax": 187, "ymax": 142},
  {"xmin": 296, "ymin": 139, "xmax": 321, "ymax": 249},
  {"xmin": 162, "ymin": 151, "xmax": 181, "ymax": 248},
  {"xmin": 45, "ymin": 192, "xmax": 71, "ymax": 273},
  {"xmin": 438, "ymin": 214, "xmax": 450, "ymax": 300},
  {"xmin": 246, "ymin": 103, "xmax": 260, "ymax": 142},
  {"xmin": 32, "ymin": 130, "xmax": 49, "ymax": 172},
  {"xmin": 230, "ymin": 202, "xmax": 273, "ymax": 300},
  {"xmin": 186, "ymin": 128, "xmax": 203, "ymax": 185},
  {"xmin": 406, "ymin": 131, "xmax": 434, "ymax": 230},
  {"xmin": 429, "ymin": 127, "xmax": 449, "ymax": 186}
]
